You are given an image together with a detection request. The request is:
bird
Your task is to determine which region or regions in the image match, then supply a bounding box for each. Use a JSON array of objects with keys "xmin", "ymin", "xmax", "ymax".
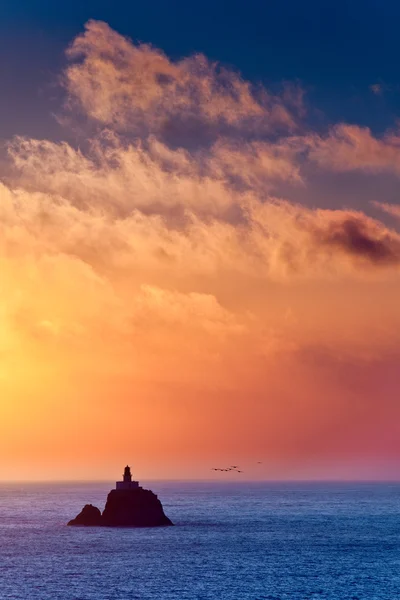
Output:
[{"xmin": 211, "ymin": 465, "xmax": 243, "ymax": 473}]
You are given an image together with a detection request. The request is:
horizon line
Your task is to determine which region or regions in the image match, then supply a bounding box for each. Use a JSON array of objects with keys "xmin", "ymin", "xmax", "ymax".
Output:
[{"xmin": 1, "ymin": 478, "xmax": 400, "ymax": 484}]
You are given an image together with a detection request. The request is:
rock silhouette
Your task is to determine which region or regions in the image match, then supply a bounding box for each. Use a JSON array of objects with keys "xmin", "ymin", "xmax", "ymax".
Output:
[
  {"xmin": 68, "ymin": 503, "xmax": 102, "ymax": 526},
  {"xmin": 102, "ymin": 488, "xmax": 172, "ymax": 527},
  {"xmin": 68, "ymin": 466, "xmax": 173, "ymax": 528}
]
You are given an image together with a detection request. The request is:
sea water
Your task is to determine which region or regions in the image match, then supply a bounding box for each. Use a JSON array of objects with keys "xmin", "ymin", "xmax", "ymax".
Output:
[{"xmin": 1, "ymin": 481, "xmax": 400, "ymax": 599}]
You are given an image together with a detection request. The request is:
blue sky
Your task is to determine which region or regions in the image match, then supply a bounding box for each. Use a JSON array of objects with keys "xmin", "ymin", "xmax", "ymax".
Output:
[{"xmin": 1, "ymin": 0, "xmax": 400, "ymax": 140}]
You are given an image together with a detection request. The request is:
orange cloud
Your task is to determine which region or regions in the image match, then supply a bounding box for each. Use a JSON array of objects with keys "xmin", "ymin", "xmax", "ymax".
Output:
[
  {"xmin": 1, "ymin": 22, "xmax": 400, "ymax": 480},
  {"xmin": 308, "ymin": 124, "xmax": 400, "ymax": 174},
  {"xmin": 64, "ymin": 20, "xmax": 300, "ymax": 135},
  {"xmin": 375, "ymin": 201, "xmax": 400, "ymax": 219}
]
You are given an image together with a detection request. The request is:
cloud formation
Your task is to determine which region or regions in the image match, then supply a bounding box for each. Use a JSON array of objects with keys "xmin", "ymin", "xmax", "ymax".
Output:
[
  {"xmin": 375, "ymin": 202, "xmax": 400, "ymax": 220},
  {"xmin": 65, "ymin": 20, "xmax": 301, "ymax": 138},
  {"xmin": 308, "ymin": 124, "xmax": 400, "ymax": 175},
  {"xmin": 2, "ymin": 21, "xmax": 400, "ymax": 477},
  {"xmin": 307, "ymin": 211, "xmax": 400, "ymax": 266}
]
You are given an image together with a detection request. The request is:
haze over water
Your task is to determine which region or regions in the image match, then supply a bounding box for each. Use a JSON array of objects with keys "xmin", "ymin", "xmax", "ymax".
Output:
[{"xmin": 1, "ymin": 481, "xmax": 400, "ymax": 599}]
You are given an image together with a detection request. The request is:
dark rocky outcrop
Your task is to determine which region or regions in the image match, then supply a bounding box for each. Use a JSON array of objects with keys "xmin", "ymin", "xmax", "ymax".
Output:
[
  {"xmin": 67, "ymin": 503, "xmax": 102, "ymax": 526},
  {"xmin": 102, "ymin": 488, "xmax": 173, "ymax": 527},
  {"xmin": 68, "ymin": 478, "xmax": 173, "ymax": 528}
]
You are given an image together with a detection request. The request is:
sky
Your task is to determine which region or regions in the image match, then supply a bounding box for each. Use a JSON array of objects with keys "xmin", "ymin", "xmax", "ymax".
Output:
[{"xmin": 1, "ymin": 1, "xmax": 400, "ymax": 481}]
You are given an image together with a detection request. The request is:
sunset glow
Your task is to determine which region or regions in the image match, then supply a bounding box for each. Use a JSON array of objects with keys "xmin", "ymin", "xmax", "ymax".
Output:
[{"xmin": 1, "ymin": 20, "xmax": 400, "ymax": 481}]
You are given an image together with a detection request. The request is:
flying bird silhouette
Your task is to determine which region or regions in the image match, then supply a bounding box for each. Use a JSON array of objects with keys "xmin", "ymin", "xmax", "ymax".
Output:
[{"xmin": 211, "ymin": 465, "xmax": 243, "ymax": 473}]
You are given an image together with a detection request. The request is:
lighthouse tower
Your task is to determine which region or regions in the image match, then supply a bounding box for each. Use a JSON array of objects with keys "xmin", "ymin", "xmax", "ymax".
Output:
[{"xmin": 116, "ymin": 465, "xmax": 140, "ymax": 490}]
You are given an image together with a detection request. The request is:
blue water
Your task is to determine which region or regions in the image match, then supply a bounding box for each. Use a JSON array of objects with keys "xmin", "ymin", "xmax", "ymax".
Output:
[{"xmin": 1, "ymin": 481, "xmax": 400, "ymax": 599}]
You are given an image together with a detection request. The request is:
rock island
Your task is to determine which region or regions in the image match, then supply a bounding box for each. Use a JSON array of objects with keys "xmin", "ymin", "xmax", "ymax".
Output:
[{"xmin": 68, "ymin": 466, "xmax": 173, "ymax": 527}]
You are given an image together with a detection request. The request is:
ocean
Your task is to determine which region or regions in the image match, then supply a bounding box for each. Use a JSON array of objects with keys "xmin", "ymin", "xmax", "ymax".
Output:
[{"xmin": 1, "ymin": 481, "xmax": 400, "ymax": 599}]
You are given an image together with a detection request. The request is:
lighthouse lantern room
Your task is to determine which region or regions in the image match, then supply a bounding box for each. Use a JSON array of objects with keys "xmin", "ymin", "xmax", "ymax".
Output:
[{"xmin": 116, "ymin": 465, "xmax": 140, "ymax": 490}]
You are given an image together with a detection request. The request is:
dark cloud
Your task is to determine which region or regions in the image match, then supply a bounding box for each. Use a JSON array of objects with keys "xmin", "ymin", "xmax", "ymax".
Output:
[{"xmin": 312, "ymin": 216, "xmax": 400, "ymax": 266}]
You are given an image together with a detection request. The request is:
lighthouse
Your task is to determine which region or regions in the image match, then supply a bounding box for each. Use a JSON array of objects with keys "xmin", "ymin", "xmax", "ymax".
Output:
[
  {"xmin": 115, "ymin": 465, "xmax": 140, "ymax": 490},
  {"xmin": 68, "ymin": 465, "xmax": 173, "ymax": 527}
]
